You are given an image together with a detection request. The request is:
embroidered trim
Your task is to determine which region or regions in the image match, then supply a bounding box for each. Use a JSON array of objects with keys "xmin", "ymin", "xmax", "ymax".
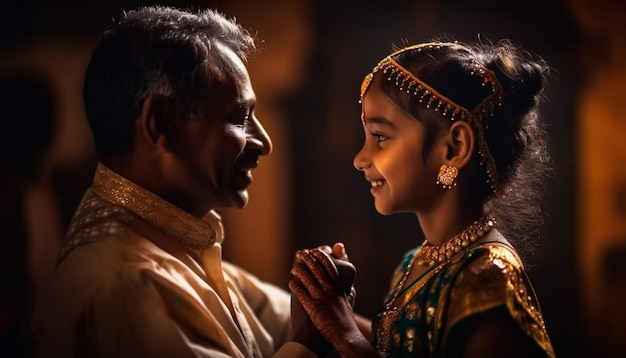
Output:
[{"xmin": 92, "ymin": 163, "xmax": 218, "ymax": 249}]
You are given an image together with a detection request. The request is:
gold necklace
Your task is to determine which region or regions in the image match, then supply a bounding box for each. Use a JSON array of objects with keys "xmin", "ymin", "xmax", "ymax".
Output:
[
  {"xmin": 375, "ymin": 215, "xmax": 496, "ymax": 356},
  {"xmin": 415, "ymin": 216, "xmax": 496, "ymax": 267},
  {"xmin": 375, "ymin": 250, "xmax": 419, "ymax": 356}
]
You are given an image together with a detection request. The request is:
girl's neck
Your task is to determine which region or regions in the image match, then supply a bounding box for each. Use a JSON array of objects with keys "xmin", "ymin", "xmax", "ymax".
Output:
[{"xmin": 416, "ymin": 192, "xmax": 484, "ymax": 246}]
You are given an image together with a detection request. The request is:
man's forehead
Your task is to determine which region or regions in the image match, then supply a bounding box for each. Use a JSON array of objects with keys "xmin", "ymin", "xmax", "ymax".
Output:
[{"xmin": 213, "ymin": 42, "xmax": 249, "ymax": 80}]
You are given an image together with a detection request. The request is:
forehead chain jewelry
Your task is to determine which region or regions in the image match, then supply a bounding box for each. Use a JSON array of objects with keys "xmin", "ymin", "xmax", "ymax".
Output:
[{"xmin": 358, "ymin": 42, "xmax": 503, "ymax": 194}]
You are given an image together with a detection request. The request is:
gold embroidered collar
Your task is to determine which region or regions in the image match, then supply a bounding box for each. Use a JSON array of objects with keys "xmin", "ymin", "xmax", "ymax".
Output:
[{"xmin": 91, "ymin": 162, "xmax": 221, "ymax": 249}]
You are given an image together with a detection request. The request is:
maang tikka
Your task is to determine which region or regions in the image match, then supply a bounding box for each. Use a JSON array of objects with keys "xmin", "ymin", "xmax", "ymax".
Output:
[{"xmin": 359, "ymin": 42, "xmax": 504, "ymax": 195}]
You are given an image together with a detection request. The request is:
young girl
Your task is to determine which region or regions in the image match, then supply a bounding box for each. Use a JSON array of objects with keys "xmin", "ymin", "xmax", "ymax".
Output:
[{"xmin": 289, "ymin": 40, "xmax": 556, "ymax": 357}]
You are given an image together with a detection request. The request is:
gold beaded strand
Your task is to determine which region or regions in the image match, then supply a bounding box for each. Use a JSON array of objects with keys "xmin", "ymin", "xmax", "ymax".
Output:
[{"xmin": 415, "ymin": 216, "xmax": 496, "ymax": 267}]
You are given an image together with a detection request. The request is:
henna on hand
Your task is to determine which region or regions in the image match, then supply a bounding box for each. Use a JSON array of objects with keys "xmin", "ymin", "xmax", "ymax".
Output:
[
  {"xmin": 318, "ymin": 243, "xmax": 357, "ymax": 306},
  {"xmin": 289, "ymin": 249, "xmax": 361, "ymax": 346},
  {"xmin": 290, "ymin": 288, "xmax": 332, "ymax": 357}
]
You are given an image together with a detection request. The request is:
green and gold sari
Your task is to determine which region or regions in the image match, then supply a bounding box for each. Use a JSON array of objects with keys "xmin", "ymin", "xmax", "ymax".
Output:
[{"xmin": 373, "ymin": 242, "xmax": 555, "ymax": 357}]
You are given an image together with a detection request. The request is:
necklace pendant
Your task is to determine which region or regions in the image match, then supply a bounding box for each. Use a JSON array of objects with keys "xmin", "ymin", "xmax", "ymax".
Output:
[{"xmin": 376, "ymin": 306, "xmax": 401, "ymax": 356}]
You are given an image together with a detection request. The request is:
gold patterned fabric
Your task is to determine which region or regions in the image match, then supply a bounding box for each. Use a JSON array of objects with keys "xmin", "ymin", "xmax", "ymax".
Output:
[
  {"xmin": 32, "ymin": 163, "xmax": 316, "ymax": 358},
  {"xmin": 58, "ymin": 163, "xmax": 219, "ymax": 262},
  {"xmin": 373, "ymin": 241, "xmax": 555, "ymax": 357}
]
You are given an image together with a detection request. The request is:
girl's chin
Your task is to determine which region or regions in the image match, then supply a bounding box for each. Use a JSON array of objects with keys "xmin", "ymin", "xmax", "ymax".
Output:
[{"xmin": 374, "ymin": 202, "xmax": 394, "ymax": 216}]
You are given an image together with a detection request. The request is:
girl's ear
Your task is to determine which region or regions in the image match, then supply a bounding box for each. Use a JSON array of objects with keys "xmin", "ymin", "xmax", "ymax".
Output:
[
  {"xmin": 441, "ymin": 120, "xmax": 475, "ymax": 169},
  {"xmin": 137, "ymin": 94, "xmax": 180, "ymax": 153}
]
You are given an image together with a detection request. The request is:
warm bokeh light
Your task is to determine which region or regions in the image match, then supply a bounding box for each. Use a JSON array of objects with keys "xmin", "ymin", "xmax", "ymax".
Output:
[{"xmin": 1, "ymin": 0, "xmax": 625, "ymax": 356}]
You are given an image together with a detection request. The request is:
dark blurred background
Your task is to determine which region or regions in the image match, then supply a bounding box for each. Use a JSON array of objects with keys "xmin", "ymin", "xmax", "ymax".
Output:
[{"xmin": 1, "ymin": 0, "xmax": 624, "ymax": 357}]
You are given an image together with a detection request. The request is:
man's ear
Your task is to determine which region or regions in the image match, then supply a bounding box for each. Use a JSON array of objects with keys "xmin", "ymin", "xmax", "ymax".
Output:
[
  {"xmin": 441, "ymin": 120, "xmax": 476, "ymax": 169},
  {"xmin": 137, "ymin": 94, "xmax": 177, "ymax": 152}
]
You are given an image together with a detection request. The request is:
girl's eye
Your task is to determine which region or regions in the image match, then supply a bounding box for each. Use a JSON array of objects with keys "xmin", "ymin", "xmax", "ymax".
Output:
[{"xmin": 375, "ymin": 134, "xmax": 388, "ymax": 142}]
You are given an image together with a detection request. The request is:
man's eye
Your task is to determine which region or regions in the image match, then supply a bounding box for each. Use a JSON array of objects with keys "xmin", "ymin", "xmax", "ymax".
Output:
[
  {"xmin": 240, "ymin": 113, "xmax": 252, "ymax": 125},
  {"xmin": 232, "ymin": 115, "xmax": 249, "ymax": 125}
]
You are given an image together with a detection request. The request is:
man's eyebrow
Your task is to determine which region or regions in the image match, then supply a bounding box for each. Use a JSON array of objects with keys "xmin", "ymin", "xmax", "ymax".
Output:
[
  {"xmin": 234, "ymin": 99, "xmax": 254, "ymax": 114},
  {"xmin": 238, "ymin": 97, "xmax": 256, "ymax": 108}
]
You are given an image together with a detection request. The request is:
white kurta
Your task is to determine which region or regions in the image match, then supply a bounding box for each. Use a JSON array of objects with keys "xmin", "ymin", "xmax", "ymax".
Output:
[{"xmin": 32, "ymin": 163, "xmax": 315, "ymax": 358}]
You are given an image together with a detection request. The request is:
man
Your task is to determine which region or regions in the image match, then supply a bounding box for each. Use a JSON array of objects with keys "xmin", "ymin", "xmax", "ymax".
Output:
[{"xmin": 31, "ymin": 6, "xmax": 328, "ymax": 357}]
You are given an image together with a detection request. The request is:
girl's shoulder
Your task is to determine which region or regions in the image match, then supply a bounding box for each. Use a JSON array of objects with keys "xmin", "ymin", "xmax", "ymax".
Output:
[
  {"xmin": 460, "ymin": 228, "xmax": 525, "ymax": 274},
  {"xmin": 444, "ymin": 239, "xmax": 553, "ymax": 356},
  {"xmin": 448, "ymin": 238, "xmax": 530, "ymax": 319}
]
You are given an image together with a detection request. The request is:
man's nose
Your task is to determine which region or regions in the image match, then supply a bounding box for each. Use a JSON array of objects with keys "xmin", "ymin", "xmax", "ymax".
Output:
[{"xmin": 246, "ymin": 116, "xmax": 273, "ymax": 155}]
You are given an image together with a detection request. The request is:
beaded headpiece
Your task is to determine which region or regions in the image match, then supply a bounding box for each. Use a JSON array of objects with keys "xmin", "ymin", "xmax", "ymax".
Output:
[{"xmin": 359, "ymin": 42, "xmax": 504, "ymax": 194}]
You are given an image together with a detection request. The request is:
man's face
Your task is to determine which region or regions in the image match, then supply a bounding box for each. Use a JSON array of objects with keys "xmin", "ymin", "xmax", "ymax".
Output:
[{"xmin": 162, "ymin": 44, "xmax": 272, "ymax": 217}]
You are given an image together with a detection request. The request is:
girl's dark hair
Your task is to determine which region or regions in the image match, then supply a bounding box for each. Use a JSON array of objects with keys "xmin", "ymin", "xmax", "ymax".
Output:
[
  {"xmin": 377, "ymin": 40, "xmax": 551, "ymax": 252},
  {"xmin": 83, "ymin": 6, "xmax": 256, "ymax": 157}
]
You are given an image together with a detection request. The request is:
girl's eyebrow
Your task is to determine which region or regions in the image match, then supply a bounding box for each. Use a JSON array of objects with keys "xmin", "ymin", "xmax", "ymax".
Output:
[{"xmin": 364, "ymin": 116, "xmax": 398, "ymax": 129}]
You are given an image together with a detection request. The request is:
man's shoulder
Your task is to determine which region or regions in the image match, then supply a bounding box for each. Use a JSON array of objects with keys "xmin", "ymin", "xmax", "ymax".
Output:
[
  {"xmin": 31, "ymin": 237, "xmax": 147, "ymax": 346},
  {"xmin": 41, "ymin": 237, "xmax": 153, "ymax": 306}
]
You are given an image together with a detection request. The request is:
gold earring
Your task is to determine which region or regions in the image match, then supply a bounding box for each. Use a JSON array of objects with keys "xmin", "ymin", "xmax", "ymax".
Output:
[{"xmin": 436, "ymin": 164, "xmax": 458, "ymax": 189}]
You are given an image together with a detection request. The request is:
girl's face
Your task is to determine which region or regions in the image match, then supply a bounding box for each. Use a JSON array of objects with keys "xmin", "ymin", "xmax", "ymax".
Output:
[{"xmin": 354, "ymin": 80, "xmax": 442, "ymax": 215}]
